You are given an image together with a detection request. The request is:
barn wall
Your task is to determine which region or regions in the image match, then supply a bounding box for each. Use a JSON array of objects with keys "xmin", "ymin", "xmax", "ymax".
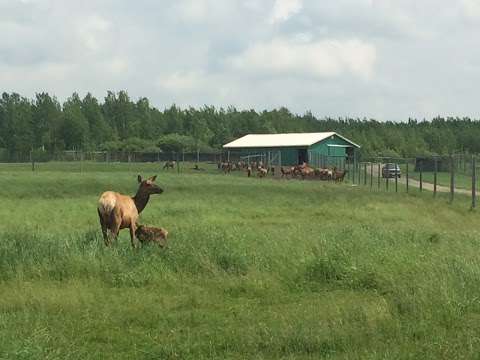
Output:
[
  {"xmin": 307, "ymin": 135, "xmax": 355, "ymax": 168},
  {"xmin": 308, "ymin": 135, "xmax": 353, "ymax": 156}
]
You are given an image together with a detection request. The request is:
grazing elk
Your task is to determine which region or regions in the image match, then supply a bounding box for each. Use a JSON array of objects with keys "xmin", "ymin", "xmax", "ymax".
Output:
[
  {"xmin": 163, "ymin": 161, "xmax": 176, "ymax": 170},
  {"xmin": 280, "ymin": 167, "xmax": 294, "ymax": 178},
  {"xmin": 300, "ymin": 165, "xmax": 315, "ymax": 179},
  {"xmin": 257, "ymin": 166, "xmax": 268, "ymax": 178},
  {"xmin": 220, "ymin": 162, "xmax": 231, "ymax": 174},
  {"xmin": 97, "ymin": 175, "xmax": 163, "ymax": 248}
]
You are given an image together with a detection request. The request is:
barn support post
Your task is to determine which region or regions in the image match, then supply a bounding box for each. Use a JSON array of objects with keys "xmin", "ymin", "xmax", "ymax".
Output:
[
  {"xmin": 433, "ymin": 157, "xmax": 438, "ymax": 198},
  {"xmin": 472, "ymin": 156, "xmax": 476, "ymax": 209},
  {"xmin": 278, "ymin": 150, "xmax": 282, "ymax": 167},
  {"xmin": 450, "ymin": 156, "xmax": 455, "ymax": 203},
  {"xmin": 227, "ymin": 151, "xmax": 230, "ymax": 162}
]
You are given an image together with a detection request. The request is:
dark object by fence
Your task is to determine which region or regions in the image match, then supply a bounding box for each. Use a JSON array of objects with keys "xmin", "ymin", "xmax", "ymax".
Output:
[
  {"xmin": 415, "ymin": 157, "xmax": 447, "ymax": 172},
  {"xmin": 433, "ymin": 159, "xmax": 437, "ymax": 197}
]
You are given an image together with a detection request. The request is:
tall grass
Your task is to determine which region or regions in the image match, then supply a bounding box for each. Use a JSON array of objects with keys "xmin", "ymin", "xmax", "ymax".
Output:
[{"xmin": 1, "ymin": 163, "xmax": 480, "ymax": 359}]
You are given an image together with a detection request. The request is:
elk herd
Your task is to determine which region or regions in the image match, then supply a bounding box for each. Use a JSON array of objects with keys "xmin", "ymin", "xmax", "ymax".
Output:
[{"xmin": 218, "ymin": 160, "xmax": 347, "ymax": 182}]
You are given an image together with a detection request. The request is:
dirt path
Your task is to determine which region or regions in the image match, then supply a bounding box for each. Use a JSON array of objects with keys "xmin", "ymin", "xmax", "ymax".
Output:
[{"xmin": 368, "ymin": 164, "xmax": 473, "ymax": 196}]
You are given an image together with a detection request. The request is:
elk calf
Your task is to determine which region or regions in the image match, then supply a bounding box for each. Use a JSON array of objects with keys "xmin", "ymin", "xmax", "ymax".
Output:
[{"xmin": 135, "ymin": 225, "xmax": 169, "ymax": 247}]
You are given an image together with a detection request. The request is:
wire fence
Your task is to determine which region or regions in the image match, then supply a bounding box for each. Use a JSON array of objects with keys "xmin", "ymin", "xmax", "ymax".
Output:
[{"xmin": 1, "ymin": 150, "xmax": 479, "ymax": 209}]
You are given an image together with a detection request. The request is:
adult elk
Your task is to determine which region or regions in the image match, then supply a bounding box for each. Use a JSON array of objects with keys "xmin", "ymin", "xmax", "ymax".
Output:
[
  {"xmin": 163, "ymin": 161, "xmax": 176, "ymax": 170},
  {"xmin": 97, "ymin": 175, "xmax": 163, "ymax": 248}
]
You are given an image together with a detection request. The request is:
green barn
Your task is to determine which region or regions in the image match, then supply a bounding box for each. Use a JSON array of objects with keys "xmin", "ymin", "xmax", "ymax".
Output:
[{"xmin": 223, "ymin": 132, "xmax": 360, "ymax": 168}]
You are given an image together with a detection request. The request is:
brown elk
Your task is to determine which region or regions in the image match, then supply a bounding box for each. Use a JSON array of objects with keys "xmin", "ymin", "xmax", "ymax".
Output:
[
  {"xmin": 135, "ymin": 224, "xmax": 169, "ymax": 248},
  {"xmin": 163, "ymin": 161, "xmax": 176, "ymax": 170},
  {"xmin": 280, "ymin": 167, "xmax": 293, "ymax": 178},
  {"xmin": 97, "ymin": 175, "xmax": 163, "ymax": 248},
  {"xmin": 300, "ymin": 166, "xmax": 315, "ymax": 179},
  {"xmin": 257, "ymin": 166, "xmax": 268, "ymax": 178},
  {"xmin": 333, "ymin": 169, "xmax": 348, "ymax": 182}
]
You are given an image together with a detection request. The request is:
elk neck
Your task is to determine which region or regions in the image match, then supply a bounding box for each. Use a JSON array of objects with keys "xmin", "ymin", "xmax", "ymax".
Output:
[{"xmin": 132, "ymin": 188, "xmax": 150, "ymax": 213}]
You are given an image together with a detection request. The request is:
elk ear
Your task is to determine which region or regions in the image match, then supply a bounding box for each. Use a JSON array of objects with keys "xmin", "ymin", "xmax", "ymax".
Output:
[
  {"xmin": 137, "ymin": 175, "xmax": 142, "ymax": 183},
  {"xmin": 149, "ymin": 175, "xmax": 157, "ymax": 182}
]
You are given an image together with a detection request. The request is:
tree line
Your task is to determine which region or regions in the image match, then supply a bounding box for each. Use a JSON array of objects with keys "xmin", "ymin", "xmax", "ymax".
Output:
[{"xmin": 1, "ymin": 90, "xmax": 479, "ymax": 161}]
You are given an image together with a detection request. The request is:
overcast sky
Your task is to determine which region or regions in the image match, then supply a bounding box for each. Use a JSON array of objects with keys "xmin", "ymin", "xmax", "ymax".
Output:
[{"xmin": 1, "ymin": 0, "xmax": 480, "ymax": 121}]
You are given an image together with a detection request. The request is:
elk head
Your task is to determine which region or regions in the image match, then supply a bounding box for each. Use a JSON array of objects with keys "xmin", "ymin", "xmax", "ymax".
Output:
[{"xmin": 137, "ymin": 175, "xmax": 163, "ymax": 195}]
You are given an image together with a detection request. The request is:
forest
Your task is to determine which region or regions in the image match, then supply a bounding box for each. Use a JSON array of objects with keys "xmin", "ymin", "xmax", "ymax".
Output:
[{"xmin": 1, "ymin": 90, "xmax": 479, "ymax": 161}]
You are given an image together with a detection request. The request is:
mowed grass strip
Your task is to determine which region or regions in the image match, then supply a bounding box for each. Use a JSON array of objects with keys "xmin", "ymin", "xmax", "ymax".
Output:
[{"xmin": 1, "ymin": 163, "xmax": 480, "ymax": 359}]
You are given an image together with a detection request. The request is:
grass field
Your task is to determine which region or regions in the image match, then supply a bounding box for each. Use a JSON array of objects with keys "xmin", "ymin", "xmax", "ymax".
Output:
[
  {"xmin": 1, "ymin": 162, "xmax": 480, "ymax": 359},
  {"xmin": 407, "ymin": 170, "xmax": 475, "ymax": 190}
]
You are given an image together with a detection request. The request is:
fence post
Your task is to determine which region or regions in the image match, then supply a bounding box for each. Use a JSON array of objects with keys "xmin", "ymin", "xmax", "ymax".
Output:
[
  {"xmin": 364, "ymin": 163, "xmax": 367, "ymax": 186},
  {"xmin": 419, "ymin": 162, "xmax": 423, "ymax": 192},
  {"xmin": 395, "ymin": 166, "xmax": 398, "ymax": 193},
  {"xmin": 370, "ymin": 162, "xmax": 373, "ymax": 189},
  {"xmin": 450, "ymin": 156, "xmax": 455, "ymax": 203},
  {"xmin": 352, "ymin": 156, "xmax": 356, "ymax": 184},
  {"xmin": 472, "ymin": 156, "xmax": 476, "ymax": 209},
  {"xmin": 406, "ymin": 162, "xmax": 409, "ymax": 193},
  {"xmin": 80, "ymin": 151, "xmax": 84, "ymax": 173},
  {"xmin": 377, "ymin": 163, "xmax": 381, "ymax": 190},
  {"xmin": 386, "ymin": 160, "xmax": 389, "ymax": 191},
  {"xmin": 30, "ymin": 149, "xmax": 35, "ymax": 172},
  {"xmin": 433, "ymin": 157, "xmax": 437, "ymax": 198}
]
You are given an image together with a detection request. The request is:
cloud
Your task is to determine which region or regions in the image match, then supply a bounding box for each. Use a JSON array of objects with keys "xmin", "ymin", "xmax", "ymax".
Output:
[
  {"xmin": 230, "ymin": 37, "xmax": 377, "ymax": 80},
  {"xmin": 76, "ymin": 14, "xmax": 111, "ymax": 52},
  {"xmin": 1, "ymin": 0, "xmax": 480, "ymax": 120},
  {"xmin": 268, "ymin": 0, "xmax": 303, "ymax": 24},
  {"xmin": 157, "ymin": 71, "xmax": 207, "ymax": 92},
  {"xmin": 461, "ymin": 0, "xmax": 480, "ymax": 19}
]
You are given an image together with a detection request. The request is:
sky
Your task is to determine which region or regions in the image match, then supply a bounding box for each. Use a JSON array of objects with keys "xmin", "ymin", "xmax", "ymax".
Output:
[{"xmin": 1, "ymin": 0, "xmax": 480, "ymax": 121}]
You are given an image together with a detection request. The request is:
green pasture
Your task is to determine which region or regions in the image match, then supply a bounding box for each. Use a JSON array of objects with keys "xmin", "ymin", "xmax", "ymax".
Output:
[{"xmin": 1, "ymin": 162, "xmax": 480, "ymax": 359}]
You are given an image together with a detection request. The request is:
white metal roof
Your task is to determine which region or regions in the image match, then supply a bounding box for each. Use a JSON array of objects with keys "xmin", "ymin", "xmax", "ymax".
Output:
[{"xmin": 223, "ymin": 132, "xmax": 360, "ymax": 149}]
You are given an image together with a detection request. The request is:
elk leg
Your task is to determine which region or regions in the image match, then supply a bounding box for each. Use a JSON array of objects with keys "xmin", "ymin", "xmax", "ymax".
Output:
[
  {"xmin": 98, "ymin": 209, "xmax": 109, "ymax": 246},
  {"xmin": 109, "ymin": 214, "xmax": 121, "ymax": 245},
  {"xmin": 129, "ymin": 223, "xmax": 138, "ymax": 249}
]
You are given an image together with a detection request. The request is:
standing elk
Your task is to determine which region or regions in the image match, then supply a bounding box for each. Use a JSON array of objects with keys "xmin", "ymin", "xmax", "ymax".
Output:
[
  {"xmin": 97, "ymin": 175, "xmax": 163, "ymax": 248},
  {"xmin": 333, "ymin": 169, "xmax": 348, "ymax": 182},
  {"xmin": 163, "ymin": 161, "xmax": 176, "ymax": 170}
]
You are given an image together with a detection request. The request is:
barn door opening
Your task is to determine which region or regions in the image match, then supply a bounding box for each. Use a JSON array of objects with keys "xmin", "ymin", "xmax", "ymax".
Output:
[{"xmin": 298, "ymin": 149, "xmax": 308, "ymax": 164}]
